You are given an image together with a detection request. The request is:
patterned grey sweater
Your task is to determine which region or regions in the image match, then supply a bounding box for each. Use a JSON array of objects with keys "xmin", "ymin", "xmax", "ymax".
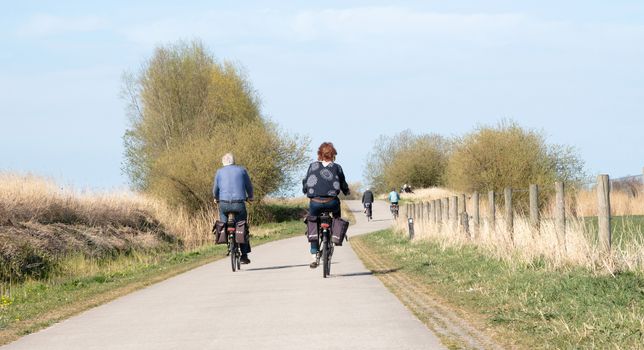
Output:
[{"xmin": 302, "ymin": 161, "xmax": 350, "ymax": 198}]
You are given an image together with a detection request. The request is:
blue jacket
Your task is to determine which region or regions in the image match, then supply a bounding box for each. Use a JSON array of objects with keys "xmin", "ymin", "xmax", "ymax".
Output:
[{"xmin": 212, "ymin": 165, "xmax": 254, "ymax": 201}]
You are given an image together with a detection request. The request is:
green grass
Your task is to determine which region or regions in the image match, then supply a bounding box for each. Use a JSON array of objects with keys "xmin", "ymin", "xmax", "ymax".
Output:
[
  {"xmin": 0, "ymin": 220, "xmax": 303, "ymax": 344},
  {"xmin": 356, "ymin": 230, "xmax": 644, "ymax": 349},
  {"xmin": 583, "ymin": 215, "xmax": 644, "ymax": 248}
]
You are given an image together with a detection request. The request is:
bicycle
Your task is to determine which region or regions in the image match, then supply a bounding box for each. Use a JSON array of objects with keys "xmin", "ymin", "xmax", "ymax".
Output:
[
  {"xmin": 390, "ymin": 203, "xmax": 399, "ymax": 219},
  {"xmin": 225, "ymin": 212, "xmax": 241, "ymax": 272},
  {"xmin": 316, "ymin": 212, "xmax": 334, "ymax": 278},
  {"xmin": 364, "ymin": 202, "xmax": 372, "ymax": 221}
]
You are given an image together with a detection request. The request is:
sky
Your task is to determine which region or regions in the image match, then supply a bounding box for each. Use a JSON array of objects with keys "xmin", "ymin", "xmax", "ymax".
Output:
[{"xmin": 1, "ymin": 1, "xmax": 643, "ymax": 190}]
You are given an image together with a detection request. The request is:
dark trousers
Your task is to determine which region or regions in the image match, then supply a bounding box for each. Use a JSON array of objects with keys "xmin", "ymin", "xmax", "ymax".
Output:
[
  {"xmin": 308, "ymin": 198, "xmax": 341, "ymax": 254},
  {"xmin": 219, "ymin": 201, "xmax": 251, "ymax": 255}
]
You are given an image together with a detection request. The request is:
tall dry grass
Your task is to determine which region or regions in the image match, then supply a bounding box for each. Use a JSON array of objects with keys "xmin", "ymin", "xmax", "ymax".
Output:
[
  {"xmin": 395, "ymin": 187, "xmax": 644, "ymax": 273},
  {"xmin": 0, "ymin": 173, "xmax": 213, "ymax": 247},
  {"xmin": 574, "ymin": 186, "xmax": 644, "ymax": 217},
  {"xmin": 0, "ymin": 173, "xmax": 218, "ymax": 282},
  {"xmin": 377, "ymin": 187, "xmax": 455, "ymax": 202}
]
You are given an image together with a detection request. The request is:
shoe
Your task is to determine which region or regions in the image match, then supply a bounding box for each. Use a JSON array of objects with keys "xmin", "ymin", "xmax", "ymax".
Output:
[
  {"xmin": 240, "ymin": 256, "xmax": 251, "ymax": 264},
  {"xmin": 309, "ymin": 253, "xmax": 319, "ymax": 268}
]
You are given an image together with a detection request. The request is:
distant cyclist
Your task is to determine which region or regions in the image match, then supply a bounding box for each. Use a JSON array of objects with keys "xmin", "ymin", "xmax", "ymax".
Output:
[
  {"xmin": 302, "ymin": 142, "xmax": 350, "ymax": 268},
  {"xmin": 388, "ymin": 188, "xmax": 400, "ymax": 205},
  {"xmin": 362, "ymin": 188, "xmax": 374, "ymax": 216},
  {"xmin": 213, "ymin": 153, "xmax": 254, "ymax": 264}
]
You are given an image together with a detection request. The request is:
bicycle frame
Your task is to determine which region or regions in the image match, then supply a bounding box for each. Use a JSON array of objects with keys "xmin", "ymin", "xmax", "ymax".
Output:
[
  {"xmin": 390, "ymin": 203, "xmax": 399, "ymax": 217},
  {"xmin": 364, "ymin": 203, "xmax": 372, "ymax": 220}
]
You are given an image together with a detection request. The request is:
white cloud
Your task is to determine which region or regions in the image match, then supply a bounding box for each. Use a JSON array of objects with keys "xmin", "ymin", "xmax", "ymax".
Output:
[
  {"xmin": 117, "ymin": 7, "xmax": 527, "ymax": 48},
  {"xmin": 291, "ymin": 7, "xmax": 525, "ymax": 43},
  {"xmin": 17, "ymin": 14, "xmax": 107, "ymax": 37},
  {"xmin": 120, "ymin": 9, "xmax": 289, "ymax": 47}
]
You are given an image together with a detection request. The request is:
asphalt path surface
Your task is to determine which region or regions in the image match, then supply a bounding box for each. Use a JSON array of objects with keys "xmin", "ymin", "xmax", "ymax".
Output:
[{"xmin": 2, "ymin": 200, "xmax": 445, "ymax": 350}]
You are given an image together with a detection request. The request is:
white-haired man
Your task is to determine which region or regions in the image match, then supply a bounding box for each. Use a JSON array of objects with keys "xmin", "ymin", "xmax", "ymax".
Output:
[{"xmin": 213, "ymin": 153, "xmax": 254, "ymax": 264}]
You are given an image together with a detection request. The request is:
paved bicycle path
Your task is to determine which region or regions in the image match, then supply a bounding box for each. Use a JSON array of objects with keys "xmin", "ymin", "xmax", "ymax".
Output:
[{"xmin": 3, "ymin": 200, "xmax": 445, "ymax": 350}]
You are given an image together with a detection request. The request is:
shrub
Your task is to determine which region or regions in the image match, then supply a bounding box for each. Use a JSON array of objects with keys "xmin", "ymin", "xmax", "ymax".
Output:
[
  {"xmin": 122, "ymin": 40, "xmax": 308, "ymax": 210},
  {"xmin": 365, "ymin": 131, "xmax": 450, "ymax": 193},
  {"xmin": 344, "ymin": 182, "xmax": 364, "ymax": 200},
  {"xmin": 446, "ymin": 121, "xmax": 585, "ymax": 209}
]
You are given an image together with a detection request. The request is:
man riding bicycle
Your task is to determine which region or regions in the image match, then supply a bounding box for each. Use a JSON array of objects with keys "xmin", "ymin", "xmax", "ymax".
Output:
[
  {"xmin": 362, "ymin": 188, "xmax": 374, "ymax": 216},
  {"xmin": 302, "ymin": 142, "xmax": 350, "ymax": 268},
  {"xmin": 213, "ymin": 153, "xmax": 254, "ymax": 264}
]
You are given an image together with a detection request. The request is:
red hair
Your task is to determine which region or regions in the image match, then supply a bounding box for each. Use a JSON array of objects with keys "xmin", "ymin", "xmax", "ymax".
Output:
[{"xmin": 317, "ymin": 142, "xmax": 337, "ymax": 162}]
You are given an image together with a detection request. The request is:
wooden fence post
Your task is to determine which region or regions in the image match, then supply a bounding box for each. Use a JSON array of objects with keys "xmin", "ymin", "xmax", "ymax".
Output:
[
  {"xmin": 460, "ymin": 194, "xmax": 466, "ymax": 214},
  {"xmin": 472, "ymin": 191, "xmax": 480, "ymax": 239},
  {"xmin": 450, "ymin": 196, "xmax": 458, "ymax": 230},
  {"xmin": 504, "ymin": 188, "xmax": 513, "ymax": 241},
  {"xmin": 419, "ymin": 202, "xmax": 424, "ymax": 223},
  {"xmin": 432, "ymin": 199, "xmax": 438, "ymax": 228},
  {"xmin": 426, "ymin": 202, "xmax": 432, "ymax": 227},
  {"xmin": 555, "ymin": 182, "xmax": 566, "ymax": 250},
  {"xmin": 420, "ymin": 202, "xmax": 425, "ymax": 222},
  {"xmin": 597, "ymin": 174, "xmax": 611, "ymax": 251},
  {"xmin": 435, "ymin": 199, "xmax": 442, "ymax": 229},
  {"xmin": 460, "ymin": 193, "xmax": 468, "ymax": 235},
  {"xmin": 442, "ymin": 198, "xmax": 449, "ymax": 224},
  {"xmin": 488, "ymin": 191, "xmax": 495, "ymax": 231},
  {"xmin": 412, "ymin": 203, "xmax": 418, "ymax": 220},
  {"xmin": 529, "ymin": 184, "xmax": 540, "ymax": 231}
]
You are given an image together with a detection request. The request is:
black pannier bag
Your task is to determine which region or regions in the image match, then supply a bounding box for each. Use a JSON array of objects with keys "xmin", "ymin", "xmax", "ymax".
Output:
[
  {"xmin": 213, "ymin": 220, "xmax": 227, "ymax": 244},
  {"xmin": 331, "ymin": 217, "xmax": 349, "ymax": 246},
  {"xmin": 235, "ymin": 220, "xmax": 249, "ymax": 244},
  {"xmin": 305, "ymin": 216, "xmax": 319, "ymax": 242}
]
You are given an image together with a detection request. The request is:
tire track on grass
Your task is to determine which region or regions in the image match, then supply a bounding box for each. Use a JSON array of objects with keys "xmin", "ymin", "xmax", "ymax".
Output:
[{"xmin": 351, "ymin": 239, "xmax": 503, "ymax": 350}]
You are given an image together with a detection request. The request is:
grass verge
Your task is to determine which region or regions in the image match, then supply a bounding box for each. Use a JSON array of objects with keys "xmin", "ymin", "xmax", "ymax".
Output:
[
  {"xmin": 583, "ymin": 215, "xmax": 644, "ymax": 248},
  {"xmin": 0, "ymin": 220, "xmax": 303, "ymax": 345},
  {"xmin": 353, "ymin": 229, "xmax": 644, "ymax": 349}
]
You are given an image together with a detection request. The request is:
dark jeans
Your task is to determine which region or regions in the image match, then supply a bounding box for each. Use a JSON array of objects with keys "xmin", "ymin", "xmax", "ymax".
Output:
[
  {"xmin": 308, "ymin": 198, "xmax": 341, "ymax": 254},
  {"xmin": 219, "ymin": 201, "xmax": 251, "ymax": 255}
]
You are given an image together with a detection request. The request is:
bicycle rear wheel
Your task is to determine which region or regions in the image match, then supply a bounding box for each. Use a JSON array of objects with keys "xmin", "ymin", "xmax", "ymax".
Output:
[
  {"xmin": 236, "ymin": 248, "xmax": 241, "ymax": 270},
  {"xmin": 230, "ymin": 243, "xmax": 237, "ymax": 272},
  {"xmin": 322, "ymin": 239, "xmax": 331, "ymax": 278}
]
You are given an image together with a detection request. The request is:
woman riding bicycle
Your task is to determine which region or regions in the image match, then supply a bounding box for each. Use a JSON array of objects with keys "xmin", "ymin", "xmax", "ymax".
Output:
[{"xmin": 302, "ymin": 142, "xmax": 350, "ymax": 268}]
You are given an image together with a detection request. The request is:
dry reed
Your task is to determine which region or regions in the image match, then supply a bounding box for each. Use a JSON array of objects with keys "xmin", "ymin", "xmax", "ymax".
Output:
[
  {"xmin": 575, "ymin": 186, "xmax": 644, "ymax": 217},
  {"xmin": 395, "ymin": 187, "xmax": 644, "ymax": 273},
  {"xmin": 0, "ymin": 173, "xmax": 214, "ymax": 248},
  {"xmin": 377, "ymin": 187, "xmax": 455, "ymax": 202}
]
